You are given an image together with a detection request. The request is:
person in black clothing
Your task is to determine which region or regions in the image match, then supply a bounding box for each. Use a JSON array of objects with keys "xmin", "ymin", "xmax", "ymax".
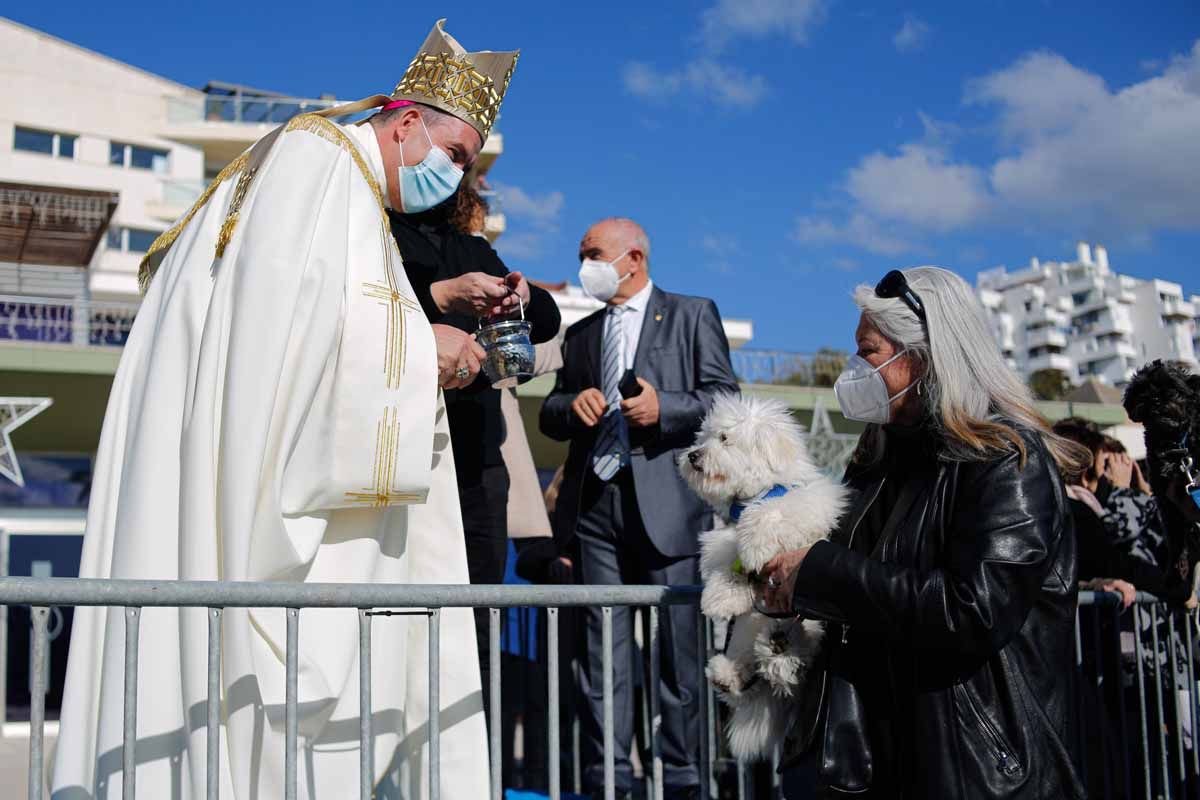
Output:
[
  {"xmin": 389, "ymin": 183, "xmax": 561, "ymax": 716},
  {"xmin": 756, "ymin": 267, "xmax": 1091, "ymax": 800},
  {"xmin": 1052, "ymin": 417, "xmax": 1193, "ymax": 605}
]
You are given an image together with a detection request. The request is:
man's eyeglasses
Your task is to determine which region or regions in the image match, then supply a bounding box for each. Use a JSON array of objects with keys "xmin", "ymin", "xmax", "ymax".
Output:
[{"xmin": 875, "ymin": 270, "xmax": 927, "ymax": 323}]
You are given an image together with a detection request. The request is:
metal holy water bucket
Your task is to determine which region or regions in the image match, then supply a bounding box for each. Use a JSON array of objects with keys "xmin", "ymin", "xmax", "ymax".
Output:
[{"xmin": 477, "ymin": 295, "xmax": 535, "ymax": 389}]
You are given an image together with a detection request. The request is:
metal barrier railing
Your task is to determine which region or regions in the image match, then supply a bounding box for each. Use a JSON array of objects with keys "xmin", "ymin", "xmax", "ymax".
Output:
[
  {"xmin": 2, "ymin": 580, "xmax": 1197, "ymax": 800},
  {"xmin": 0, "ymin": 577, "xmax": 702, "ymax": 800},
  {"xmin": 1077, "ymin": 590, "xmax": 1200, "ymax": 800}
]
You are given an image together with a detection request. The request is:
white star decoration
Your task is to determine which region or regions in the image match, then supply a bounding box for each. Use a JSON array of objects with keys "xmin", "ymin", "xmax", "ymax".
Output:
[
  {"xmin": 803, "ymin": 397, "xmax": 860, "ymax": 478},
  {"xmin": 0, "ymin": 397, "xmax": 53, "ymax": 487}
]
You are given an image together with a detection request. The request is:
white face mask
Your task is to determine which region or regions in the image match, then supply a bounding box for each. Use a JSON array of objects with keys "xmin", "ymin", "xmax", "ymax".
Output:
[
  {"xmin": 833, "ymin": 350, "xmax": 917, "ymax": 425},
  {"xmin": 579, "ymin": 250, "xmax": 631, "ymax": 302}
]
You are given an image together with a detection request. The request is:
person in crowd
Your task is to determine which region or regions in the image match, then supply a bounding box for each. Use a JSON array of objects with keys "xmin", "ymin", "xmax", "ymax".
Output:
[
  {"xmin": 1052, "ymin": 418, "xmax": 1191, "ymax": 605},
  {"xmin": 757, "ymin": 267, "xmax": 1090, "ymax": 799},
  {"xmin": 1123, "ymin": 360, "xmax": 1200, "ymax": 586},
  {"xmin": 540, "ymin": 217, "xmax": 739, "ymax": 800},
  {"xmin": 388, "ymin": 159, "xmax": 561, "ymax": 715}
]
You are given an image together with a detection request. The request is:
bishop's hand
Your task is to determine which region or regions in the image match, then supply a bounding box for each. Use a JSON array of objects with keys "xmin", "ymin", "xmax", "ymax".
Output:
[{"xmin": 433, "ymin": 324, "xmax": 486, "ymax": 389}]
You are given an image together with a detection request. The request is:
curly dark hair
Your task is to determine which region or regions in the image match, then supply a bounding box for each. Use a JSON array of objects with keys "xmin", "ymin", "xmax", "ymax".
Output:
[
  {"xmin": 1123, "ymin": 360, "xmax": 1200, "ymax": 487},
  {"xmin": 448, "ymin": 187, "xmax": 489, "ymax": 236}
]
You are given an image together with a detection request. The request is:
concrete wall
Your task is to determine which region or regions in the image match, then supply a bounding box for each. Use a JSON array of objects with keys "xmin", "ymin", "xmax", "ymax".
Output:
[{"xmin": 0, "ymin": 19, "xmax": 205, "ymax": 300}]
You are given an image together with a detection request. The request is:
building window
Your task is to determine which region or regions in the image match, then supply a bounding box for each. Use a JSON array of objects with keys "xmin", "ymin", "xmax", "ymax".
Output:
[
  {"xmin": 109, "ymin": 141, "xmax": 170, "ymax": 173},
  {"xmin": 106, "ymin": 226, "xmax": 162, "ymax": 254},
  {"xmin": 13, "ymin": 126, "xmax": 77, "ymax": 159}
]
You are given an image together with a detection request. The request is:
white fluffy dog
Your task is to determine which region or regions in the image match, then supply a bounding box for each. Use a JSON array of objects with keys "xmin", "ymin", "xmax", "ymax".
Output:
[{"xmin": 679, "ymin": 393, "xmax": 849, "ymax": 761}]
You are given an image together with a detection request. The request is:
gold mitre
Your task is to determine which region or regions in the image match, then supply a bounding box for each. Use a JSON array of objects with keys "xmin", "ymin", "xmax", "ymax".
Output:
[{"xmin": 390, "ymin": 19, "xmax": 519, "ymax": 143}]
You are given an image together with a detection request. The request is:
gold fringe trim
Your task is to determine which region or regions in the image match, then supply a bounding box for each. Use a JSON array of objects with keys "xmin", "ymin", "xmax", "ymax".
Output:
[
  {"xmin": 214, "ymin": 167, "xmax": 258, "ymax": 258},
  {"xmin": 137, "ymin": 113, "xmax": 388, "ymax": 294},
  {"xmin": 137, "ymin": 153, "xmax": 248, "ymax": 293}
]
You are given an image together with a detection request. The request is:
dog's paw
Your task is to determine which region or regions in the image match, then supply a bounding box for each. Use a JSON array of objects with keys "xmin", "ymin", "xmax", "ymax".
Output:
[
  {"xmin": 706, "ymin": 653, "xmax": 748, "ymax": 700},
  {"xmin": 725, "ymin": 687, "xmax": 795, "ymax": 762},
  {"xmin": 700, "ymin": 572, "xmax": 755, "ymax": 619}
]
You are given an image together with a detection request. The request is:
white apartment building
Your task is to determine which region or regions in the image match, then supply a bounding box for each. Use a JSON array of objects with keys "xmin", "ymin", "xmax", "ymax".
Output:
[{"xmin": 977, "ymin": 241, "xmax": 1198, "ymax": 386}]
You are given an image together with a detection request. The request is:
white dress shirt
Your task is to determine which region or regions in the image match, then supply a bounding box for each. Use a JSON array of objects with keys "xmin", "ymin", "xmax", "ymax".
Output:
[{"xmin": 609, "ymin": 279, "xmax": 654, "ymax": 371}]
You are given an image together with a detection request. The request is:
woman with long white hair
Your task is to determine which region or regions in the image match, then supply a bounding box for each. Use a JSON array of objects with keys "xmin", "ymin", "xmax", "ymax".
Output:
[{"xmin": 758, "ymin": 267, "xmax": 1089, "ymax": 799}]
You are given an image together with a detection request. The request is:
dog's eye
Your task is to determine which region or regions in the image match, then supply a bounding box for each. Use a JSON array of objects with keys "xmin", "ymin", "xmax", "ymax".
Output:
[{"xmin": 719, "ymin": 433, "xmax": 728, "ymax": 444}]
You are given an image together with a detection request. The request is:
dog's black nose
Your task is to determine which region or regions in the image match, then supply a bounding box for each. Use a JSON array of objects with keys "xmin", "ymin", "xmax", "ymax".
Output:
[{"xmin": 688, "ymin": 450, "xmax": 702, "ymax": 466}]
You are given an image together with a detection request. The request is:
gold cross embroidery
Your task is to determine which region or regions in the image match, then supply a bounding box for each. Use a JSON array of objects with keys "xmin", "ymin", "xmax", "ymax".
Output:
[
  {"xmin": 345, "ymin": 407, "xmax": 425, "ymax": 508},
  {"xmin": 362, "ymin": 260, "xmax": 421, "ymax": 389}
]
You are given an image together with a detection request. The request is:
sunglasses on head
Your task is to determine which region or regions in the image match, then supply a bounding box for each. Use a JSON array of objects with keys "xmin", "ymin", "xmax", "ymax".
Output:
[{"xmin": 875, "ymin": 270, "xmax": 927, "ymax": 323}]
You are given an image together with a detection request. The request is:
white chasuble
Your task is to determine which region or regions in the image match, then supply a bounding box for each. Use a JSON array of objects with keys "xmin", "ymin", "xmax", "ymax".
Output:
[{"xmin": 52, "ymin": 117, "xmax": 488, "ymax": 799}]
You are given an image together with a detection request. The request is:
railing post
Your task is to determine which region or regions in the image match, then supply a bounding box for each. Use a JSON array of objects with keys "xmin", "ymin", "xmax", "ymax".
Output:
[
  {"xmin": 649, "ymin": 605, "xmax": 663, "ymax": 800},
  {"xmin": 1149, "ymin": 604, "xmax": 1171, "ymax": 797},
  {"xmin": 698, "ymin": 607, "xmax": 712, "ymax": 800},
  {"xmin": 28, "ymin": 607, "xmax": 49, "ymax": 800},
  {"xmin": 123, "ymin": 607, "xmax": 141, "ymax": 800},
  {"xmin": 547, "ymin": 607, "xmax": 561, "ymax": 800},
  {"xmin": 1167, "ymin": 612, "xmax": 1186, "ymax": 791},
  {"xmin": 428, "ymin": 608, "xmax": 441, "ymax": 800},
  {"xmin": 1133, "ymin": 604, "xmax": 1153, "ymax": 800},
  {"xmin": 285, "ymin": 608, "xmax": 298, "ymax": 800},
  {"xmin": 1185, "ymin": 613, "xmax": 1200, "ymax": 785},
  {"xmin": 602, "ymin": 606, "xmax": 615, "ymax": 800},
  {"xmin": 359, "ymin": 609, "xmax": 373, "ymax": 800},
  {"xmin": 207, "ymin": 608, "xmax": 222, "ymax": 800},
  {"xmin": 489, "ymin": 608, "xmax": 501, "ymax": 800}
]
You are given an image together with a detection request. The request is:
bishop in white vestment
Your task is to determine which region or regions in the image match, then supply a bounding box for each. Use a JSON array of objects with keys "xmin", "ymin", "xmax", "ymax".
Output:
[{"xmin": 52, "ymin": 20, "xmax": 518, "ymax": 799}]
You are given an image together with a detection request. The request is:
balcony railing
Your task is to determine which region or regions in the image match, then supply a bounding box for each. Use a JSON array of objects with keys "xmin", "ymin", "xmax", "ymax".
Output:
[
  {"xmin": 166, "ymin": 94, "xmax": 342, "ymax": 126},
  {"xmin": 0, "ymin": 294, "xmax": 138, "ymax": 348},
  {"xmin": 728, "ymin": 349, "xmax": 858, "ymax": 387}
]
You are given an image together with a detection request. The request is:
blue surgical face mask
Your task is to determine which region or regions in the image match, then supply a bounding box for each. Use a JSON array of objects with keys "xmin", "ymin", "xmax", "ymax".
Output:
[{"xmin": 398, "ymin": 116, "xmax": 463, "ymax": 214}]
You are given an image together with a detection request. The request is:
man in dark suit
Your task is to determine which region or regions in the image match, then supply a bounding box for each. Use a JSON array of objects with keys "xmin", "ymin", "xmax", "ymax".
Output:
[{"xmin": 540, "ymin": 217, "xmax": 739, "ymax": 800}]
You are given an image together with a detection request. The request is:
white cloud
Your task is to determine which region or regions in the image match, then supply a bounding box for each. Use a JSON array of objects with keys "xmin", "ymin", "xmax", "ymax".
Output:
[
  {"xmin": 846, "ymin": 143, "xmax": 990, "ymax": 231},
  {"xmin": 623, "ymin": 59, "xmax": 769, "ymax": 108},
  {"xmin": 793, "ymin": 40, "xmax": 1200, "ymax": 254},
  {"xmin": 490, "ymin": 183, "xmax": 565, "ymax": 264},
  {"xmin": 794, "ymin": 213, "xmax": 917, "ymax": 256},
  {"xmin": 700, "ymin": 0, "xmax": 828, "ymax": 50},
  {"xmin": 892, "ymin": 15, "xmax": 931, "ymax": 53},
  {"xmin": 979, "ymin": 42, "xmax": 1200, "ymax": 233},
  {"xmin": 494, "ymin": 232, "xmax": 549, "ymax": 261},
  {"xmin": 492, "ymin": 183, "xmax": 564, "ymax": 231},
  {"xmin": 625, "ymin": 0, "xmax": 824, "ymax": 110}
]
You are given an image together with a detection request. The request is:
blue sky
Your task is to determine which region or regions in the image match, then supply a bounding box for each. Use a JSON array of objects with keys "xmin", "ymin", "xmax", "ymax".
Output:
[{"xmin": 10, "ymin": 1, "xmax": 1200, "ymax": 351}]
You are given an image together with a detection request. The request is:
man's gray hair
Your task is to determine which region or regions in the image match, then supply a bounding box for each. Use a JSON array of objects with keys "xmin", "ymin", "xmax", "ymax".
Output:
[
  {"xmin": 602, "ymin": 217, "xmax": 651, "ymax": 267},
  {"xmin": 853, "ymin": 266, "xmax": 1081, "ymax": 469},
  {"xmin": 369, "ymin": 102, "xmax": 454, "ymax": 130}
]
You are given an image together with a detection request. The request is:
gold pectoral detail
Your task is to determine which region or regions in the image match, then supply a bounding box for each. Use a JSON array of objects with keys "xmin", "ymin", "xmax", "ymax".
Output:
[{"xmin": 345, "ymin": 407, "xmax": 425, "ymax": 508}]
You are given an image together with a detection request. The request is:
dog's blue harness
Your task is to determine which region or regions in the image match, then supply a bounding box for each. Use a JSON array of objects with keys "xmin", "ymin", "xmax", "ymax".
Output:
[{"xmin": 728, "ymin": 484, "xmax": 791, "ymax": 523}]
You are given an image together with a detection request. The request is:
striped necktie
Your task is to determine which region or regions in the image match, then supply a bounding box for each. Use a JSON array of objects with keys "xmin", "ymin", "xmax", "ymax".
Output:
[{"xmin": 592, "ymin": 305, "xmax": 631, "ymax": 480}]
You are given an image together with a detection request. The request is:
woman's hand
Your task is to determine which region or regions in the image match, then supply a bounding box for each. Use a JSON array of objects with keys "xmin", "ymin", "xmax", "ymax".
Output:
[
  {"xmin": 756, "ymin": 548, "xmax": 810, "ymax": 615},
  {"xmin": 431, "ymin": 273, "xmax": 510, "ymax": 316},
  {"xmin": 432, "ymin": 324, "xmax": 485, "ymax": 389},
  {"xmin": 1083, "ymin": 577, "xmax": 1136, "ymax": 609},
  {"xmin": 1104, "ymin": 451, "xmax": 1134, "ymax": 489}
]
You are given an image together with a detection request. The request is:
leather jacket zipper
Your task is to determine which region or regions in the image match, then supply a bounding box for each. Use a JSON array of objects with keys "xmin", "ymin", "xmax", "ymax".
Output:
[{"xmin": 954, "ymin": 685, "xmax": 1021, "ymax": 776}]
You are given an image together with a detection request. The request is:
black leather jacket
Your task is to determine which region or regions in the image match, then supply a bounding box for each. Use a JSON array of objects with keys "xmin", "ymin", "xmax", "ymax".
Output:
[{"xmin": 790, "ymin": 426, "xmax": 1085, "ymax": 799}]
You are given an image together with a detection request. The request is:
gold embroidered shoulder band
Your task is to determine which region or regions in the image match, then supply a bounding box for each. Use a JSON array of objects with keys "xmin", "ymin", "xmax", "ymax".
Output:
[{"xmin": 137, "ymin": 96, "xmax": 392, "ymax": 294}]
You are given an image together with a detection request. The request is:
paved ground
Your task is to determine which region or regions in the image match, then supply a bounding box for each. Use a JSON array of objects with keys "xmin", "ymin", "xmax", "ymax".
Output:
[{"xmin": 1, "ymin": 726, "xmax": 56, "ymax": 799}]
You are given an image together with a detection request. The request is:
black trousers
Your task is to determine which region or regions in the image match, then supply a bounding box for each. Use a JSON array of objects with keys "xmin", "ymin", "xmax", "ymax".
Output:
[
  {"xmin": 575, "ymin": 469, "xmax": 701, "ymax": 793},
  {"xmin": 461, "ymin": 462, "xmax": 510, "ymax": 717}
]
